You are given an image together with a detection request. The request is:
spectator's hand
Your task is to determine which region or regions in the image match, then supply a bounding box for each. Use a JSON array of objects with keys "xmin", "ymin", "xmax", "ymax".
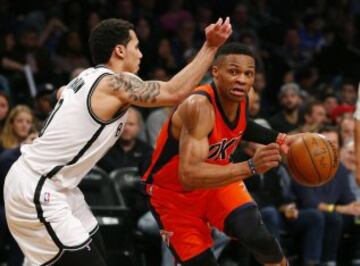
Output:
[
  {"xmin": 251, "ymin": 143, "xmax": 281, "ymax": 174},
  {"xmin": 205, "ymin": 17, "xmax": 232, "ymax": 48},
  {"xmin": 337, "ymin": 202, "xmax": 360, "ymax": 216},
  {"xmin": 283, "ymin": 203, "xmax": 299, "ymax": 220}
]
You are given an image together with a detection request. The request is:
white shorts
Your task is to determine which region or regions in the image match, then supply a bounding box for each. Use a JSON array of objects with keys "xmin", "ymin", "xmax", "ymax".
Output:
[{"xmin": 3, "ymin": 157, "xmax": 98, "ymax": 266}]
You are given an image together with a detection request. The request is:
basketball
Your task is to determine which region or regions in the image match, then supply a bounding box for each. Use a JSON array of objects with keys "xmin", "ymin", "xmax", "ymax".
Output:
[{"xmin": 287, "ymin": 132, "xmax": 339, "ymax": 187}]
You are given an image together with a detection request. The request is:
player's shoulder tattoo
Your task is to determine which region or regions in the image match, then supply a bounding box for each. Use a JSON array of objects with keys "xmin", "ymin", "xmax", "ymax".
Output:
[{"xmin": 109, "ymin": 72, "xmax": 161, "ymax": 103}]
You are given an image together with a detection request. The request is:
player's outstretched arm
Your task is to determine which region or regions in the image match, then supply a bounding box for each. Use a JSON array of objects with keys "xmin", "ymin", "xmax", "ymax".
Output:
[
  {"xmin": 108, "ymin": 17, "xmax": 232, "ymax": 107},
  {"xmin": 177, "ymin": 95, "xmax": 280, "ymax": 190}
]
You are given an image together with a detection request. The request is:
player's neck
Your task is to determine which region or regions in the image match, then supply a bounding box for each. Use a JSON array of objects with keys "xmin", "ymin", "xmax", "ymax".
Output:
[
  {"xmin": 105, "ymin": 61, "xmax": 129, "ymax": 74},
  {"xmin": 217, "ymin": 94, "xmax": 239, "ymax": 123}
]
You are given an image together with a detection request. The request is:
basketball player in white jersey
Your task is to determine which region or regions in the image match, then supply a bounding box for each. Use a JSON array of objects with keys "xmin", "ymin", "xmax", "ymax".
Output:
[{"xmin": 3, "ymin": 18, "xmax": 232, "ymax": 266}]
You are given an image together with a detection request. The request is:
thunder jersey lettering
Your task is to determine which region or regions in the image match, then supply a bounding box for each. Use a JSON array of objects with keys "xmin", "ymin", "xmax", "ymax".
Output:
[
  {"xmin": 21, "ymin": 66, "xmax": 128, "ymax": 189},
  {"xmin": 142, "ymin": 82, "xmax": 248, "ymax": 192}
]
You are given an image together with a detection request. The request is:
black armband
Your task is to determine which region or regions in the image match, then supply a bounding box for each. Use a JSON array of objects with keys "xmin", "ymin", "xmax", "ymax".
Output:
[{"xmin": 243, "ymin": 120, "xmax": 279, "ymax": 144}]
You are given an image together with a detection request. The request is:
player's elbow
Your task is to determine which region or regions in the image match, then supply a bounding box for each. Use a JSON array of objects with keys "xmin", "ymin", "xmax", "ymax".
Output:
[
  {"xmin": 168, "ymin": 91, "xmax": 187, "ymax": 105},
  {"xmin": 179, "ymin": 169, "xmax": 197, "ymax": 191},
  {"xmin": 164, "ymin": 84, "xmax": 191, "ymax": 105}
]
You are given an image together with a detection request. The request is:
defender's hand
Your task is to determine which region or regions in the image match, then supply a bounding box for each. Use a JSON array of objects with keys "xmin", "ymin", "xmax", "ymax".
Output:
[{"xmin": 205, "ymin": 17, "xmax": 232, "ymax": 48}]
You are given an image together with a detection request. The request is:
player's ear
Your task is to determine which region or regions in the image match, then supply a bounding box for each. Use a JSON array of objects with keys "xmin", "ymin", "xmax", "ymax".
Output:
[
  {"xmin": 114, "ymin": 45, "xmax": 126, "ymax": 59},
  {"xmin": 211, "ymin": 65, "xmax": 219, "ymax": 78}
]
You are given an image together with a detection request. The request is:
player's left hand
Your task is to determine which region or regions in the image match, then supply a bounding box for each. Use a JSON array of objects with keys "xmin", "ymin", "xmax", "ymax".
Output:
[
  {"xmin": 205, "ymin": 17, "xmax": 232, "ymax": 48},
  {"xmin": 277, "ymin": 133, "xmax": 304, "ymax": 155}
]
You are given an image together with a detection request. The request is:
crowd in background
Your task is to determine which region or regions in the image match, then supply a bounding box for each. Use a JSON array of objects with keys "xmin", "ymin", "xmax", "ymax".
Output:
[{"xmin": 0, "ymin": 0, "xmax": 360, "ymax": 265}]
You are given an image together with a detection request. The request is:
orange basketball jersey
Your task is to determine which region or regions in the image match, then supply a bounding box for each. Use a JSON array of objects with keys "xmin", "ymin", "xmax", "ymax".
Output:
[{"xmin": 142, "ymin": 82, "xmax": 248, "ymax": 192}]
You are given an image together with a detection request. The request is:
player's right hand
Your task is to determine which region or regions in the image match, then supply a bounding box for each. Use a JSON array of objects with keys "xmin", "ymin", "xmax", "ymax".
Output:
[
  {"xmin": 205, "ymin": 17, "xmax": 232, "ymax": 48},
  {"xmin": 251, "ymin": 143, "xmax": 281, "ymax": 174}
]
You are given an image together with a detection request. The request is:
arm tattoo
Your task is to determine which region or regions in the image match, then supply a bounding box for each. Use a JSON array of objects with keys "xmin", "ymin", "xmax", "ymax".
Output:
[{"xmin": 110, "ymin": 73, "xmax": 161, "ymax": 103}]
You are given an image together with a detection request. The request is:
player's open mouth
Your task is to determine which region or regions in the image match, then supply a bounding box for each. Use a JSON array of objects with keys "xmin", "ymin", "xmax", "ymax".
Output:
[{"xmin": 230, "ymin": 88, "xmax": 245, "ymax": 97}]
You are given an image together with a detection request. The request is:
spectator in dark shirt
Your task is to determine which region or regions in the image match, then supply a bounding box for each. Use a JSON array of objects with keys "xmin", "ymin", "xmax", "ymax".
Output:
[
  {"xmin": 268, "ymin": 83, "xmax": 302, "ymax": 133},
  {"xmin": 292, "ymin": 126, "xmax": 360, "ymax": 265},
  {"xmin": 97, "ymin": 107, "xmax": 153, "ymax": 175}
]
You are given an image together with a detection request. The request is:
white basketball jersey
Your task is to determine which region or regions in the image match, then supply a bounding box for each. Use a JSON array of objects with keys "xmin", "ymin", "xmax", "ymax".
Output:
[{"xmin": 21, "ymin": 66, "xmax": 128, "ymax": 189}]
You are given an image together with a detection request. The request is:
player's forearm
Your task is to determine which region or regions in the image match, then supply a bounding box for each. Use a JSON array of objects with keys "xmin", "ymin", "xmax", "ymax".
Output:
[
  {"xmin": 180, "ymin": 160, "xmax": 252, "ymax": 190},
  {"xmin": 165, "ymin": 42, "xmax": 217, "ymax": 102}
]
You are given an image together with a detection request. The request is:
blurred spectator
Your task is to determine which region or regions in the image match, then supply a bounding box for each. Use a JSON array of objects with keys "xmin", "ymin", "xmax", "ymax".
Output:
[
  {"xmin": 253, "ymin": 71, "xmax": 267, "ymax": 94},
  {"xmin": 38, "ymin": 17, "xmax": 67, "ymax": 55},
  {"xmin": 33, "ymin": 83, "xmax": 54, "ymax": 128},
  {"xmin": 292, "ymin": 126, "xmax": 360, "ymax": 265},
  {"xmin": 331, "ymin": 104, "xmax": 355, "ymax": 125},
  {"xmin": 96, "ymin": 107, "xmax": 153, "ymax": 175},
  {"xmin": 155, "ymin": 38, "xmax": 178, "ymax": 74},
  {"xmin": 145, "ymin": 107, "xmax": 172, "ymax": 147},
  {"xmin": 339, "ymin": 80, "xmax": 357, "ymax": 106},
  {"xmin": 194, "ymin": 4, "xmax": 213, "ymax": 34},
  {"xmin": 269, "ymin": 83, "xmax": 302, "ymax": 133},
  {"xmin": 296, "ymin": 67, "xmax": 319, "ymax": 94},
  {"xmin": 322, "ymin": 92, "xmax": 339, "ymax": 124},
  {"xmin": 137, "ymin": 0, "xmax": 156, "ymax": 21},
  {"xmin": 159, "ymin": 0, "xmax": 193, "ymax": 34},
  {"xmin": 0, "ymin": 105, "xmax": 34, "ymax": 152},
  {"xmin": 340, "ymin": 140, "xmax": 360, "ymax": 199},
  {"xmin": 278, "ymin": 27, "xmax": 311, "ymax": 71},
  {"xmin": 13, "ymin": 26, "xmax": 54, "ymax": 85},
  {"xmin": 114, "ymin": 0, "xmax": 134, "ymax": 22},
  {"xmin": 299, "ymin": 13, "xmax": 324, "ymax": 55},
  {"xmin": 0, "ymin": 32, "xmax": 24, "ymax": 73},
  {"xmin": 231, "ymin": 3, "xmax": 258, "ymax": 41},
  {"xmin": 340, "ymin": 138, "xmax": 357, "ymax": 175},
  {"xmin": 172, "ymin": 20, "xmax": 197, "ymax": 68},
  {"xmin": 0, "ymin": 91, "xmax": 10, "ymax": 133},
  {"xmin": 238, "ymin": 31, "xmax": 265, "ymax": 71},
  {"xmin": 339, "ymin": 116, "xmax": 355, "ymax": 145},
  {"xmin": 54, "ymin": 30, "xmax": 90, "ymax": 77},
  {"xmin": 135, "ymin": 17, "xmax": 156, "ymax": 78},
  {"xmin": 248, "ymin": 91, "xmax": 261, "ymax": 119},
  {"xmin": 298, "ymin": 100, "xmax": 327, "ymax": 133},
  {"xmin": 70, "ymin": 68, "xmax": 85, "ymax": 80},
  {"xmin": 354, "ymin": 83, "xmax": 360, "ymax": 186}
]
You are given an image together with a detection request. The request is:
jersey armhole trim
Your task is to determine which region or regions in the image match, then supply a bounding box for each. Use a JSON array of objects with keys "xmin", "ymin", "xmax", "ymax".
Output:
[{"xmin": 86, "ymin": 73, "xmax": 129, "ymax": 125}]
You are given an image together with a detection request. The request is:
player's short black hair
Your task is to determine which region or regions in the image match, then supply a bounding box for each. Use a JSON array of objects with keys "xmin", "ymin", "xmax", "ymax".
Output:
[
  {"xmin": 214, "ymin": 42, "xmax": 255, "ymax": 63},
  {"xmin": 89, "ymin": 18, "xmax": 134, "ymax": 65}
]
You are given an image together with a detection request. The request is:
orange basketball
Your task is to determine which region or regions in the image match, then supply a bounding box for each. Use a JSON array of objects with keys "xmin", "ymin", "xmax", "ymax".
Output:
[{"xmin": 287, "ymin": 132, "xmax": 339, "ymax": 187}]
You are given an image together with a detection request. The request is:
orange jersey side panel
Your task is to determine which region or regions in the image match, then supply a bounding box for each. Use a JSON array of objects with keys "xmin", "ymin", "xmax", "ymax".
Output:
[{"xmin": 142, "ymin": 82, "xmax": 248, "ymax": 192}]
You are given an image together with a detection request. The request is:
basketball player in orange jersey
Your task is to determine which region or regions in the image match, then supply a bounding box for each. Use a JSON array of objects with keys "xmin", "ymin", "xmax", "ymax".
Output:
[{"xmin": 143, "ymin": 43, "xmax": 302, "ymax": 266}]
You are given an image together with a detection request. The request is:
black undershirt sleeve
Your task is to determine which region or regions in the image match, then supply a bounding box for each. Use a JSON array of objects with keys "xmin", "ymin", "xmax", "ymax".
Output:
[{"xmin": 242, "ymin": 119, "xmax": 279, "ymax": 145}]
